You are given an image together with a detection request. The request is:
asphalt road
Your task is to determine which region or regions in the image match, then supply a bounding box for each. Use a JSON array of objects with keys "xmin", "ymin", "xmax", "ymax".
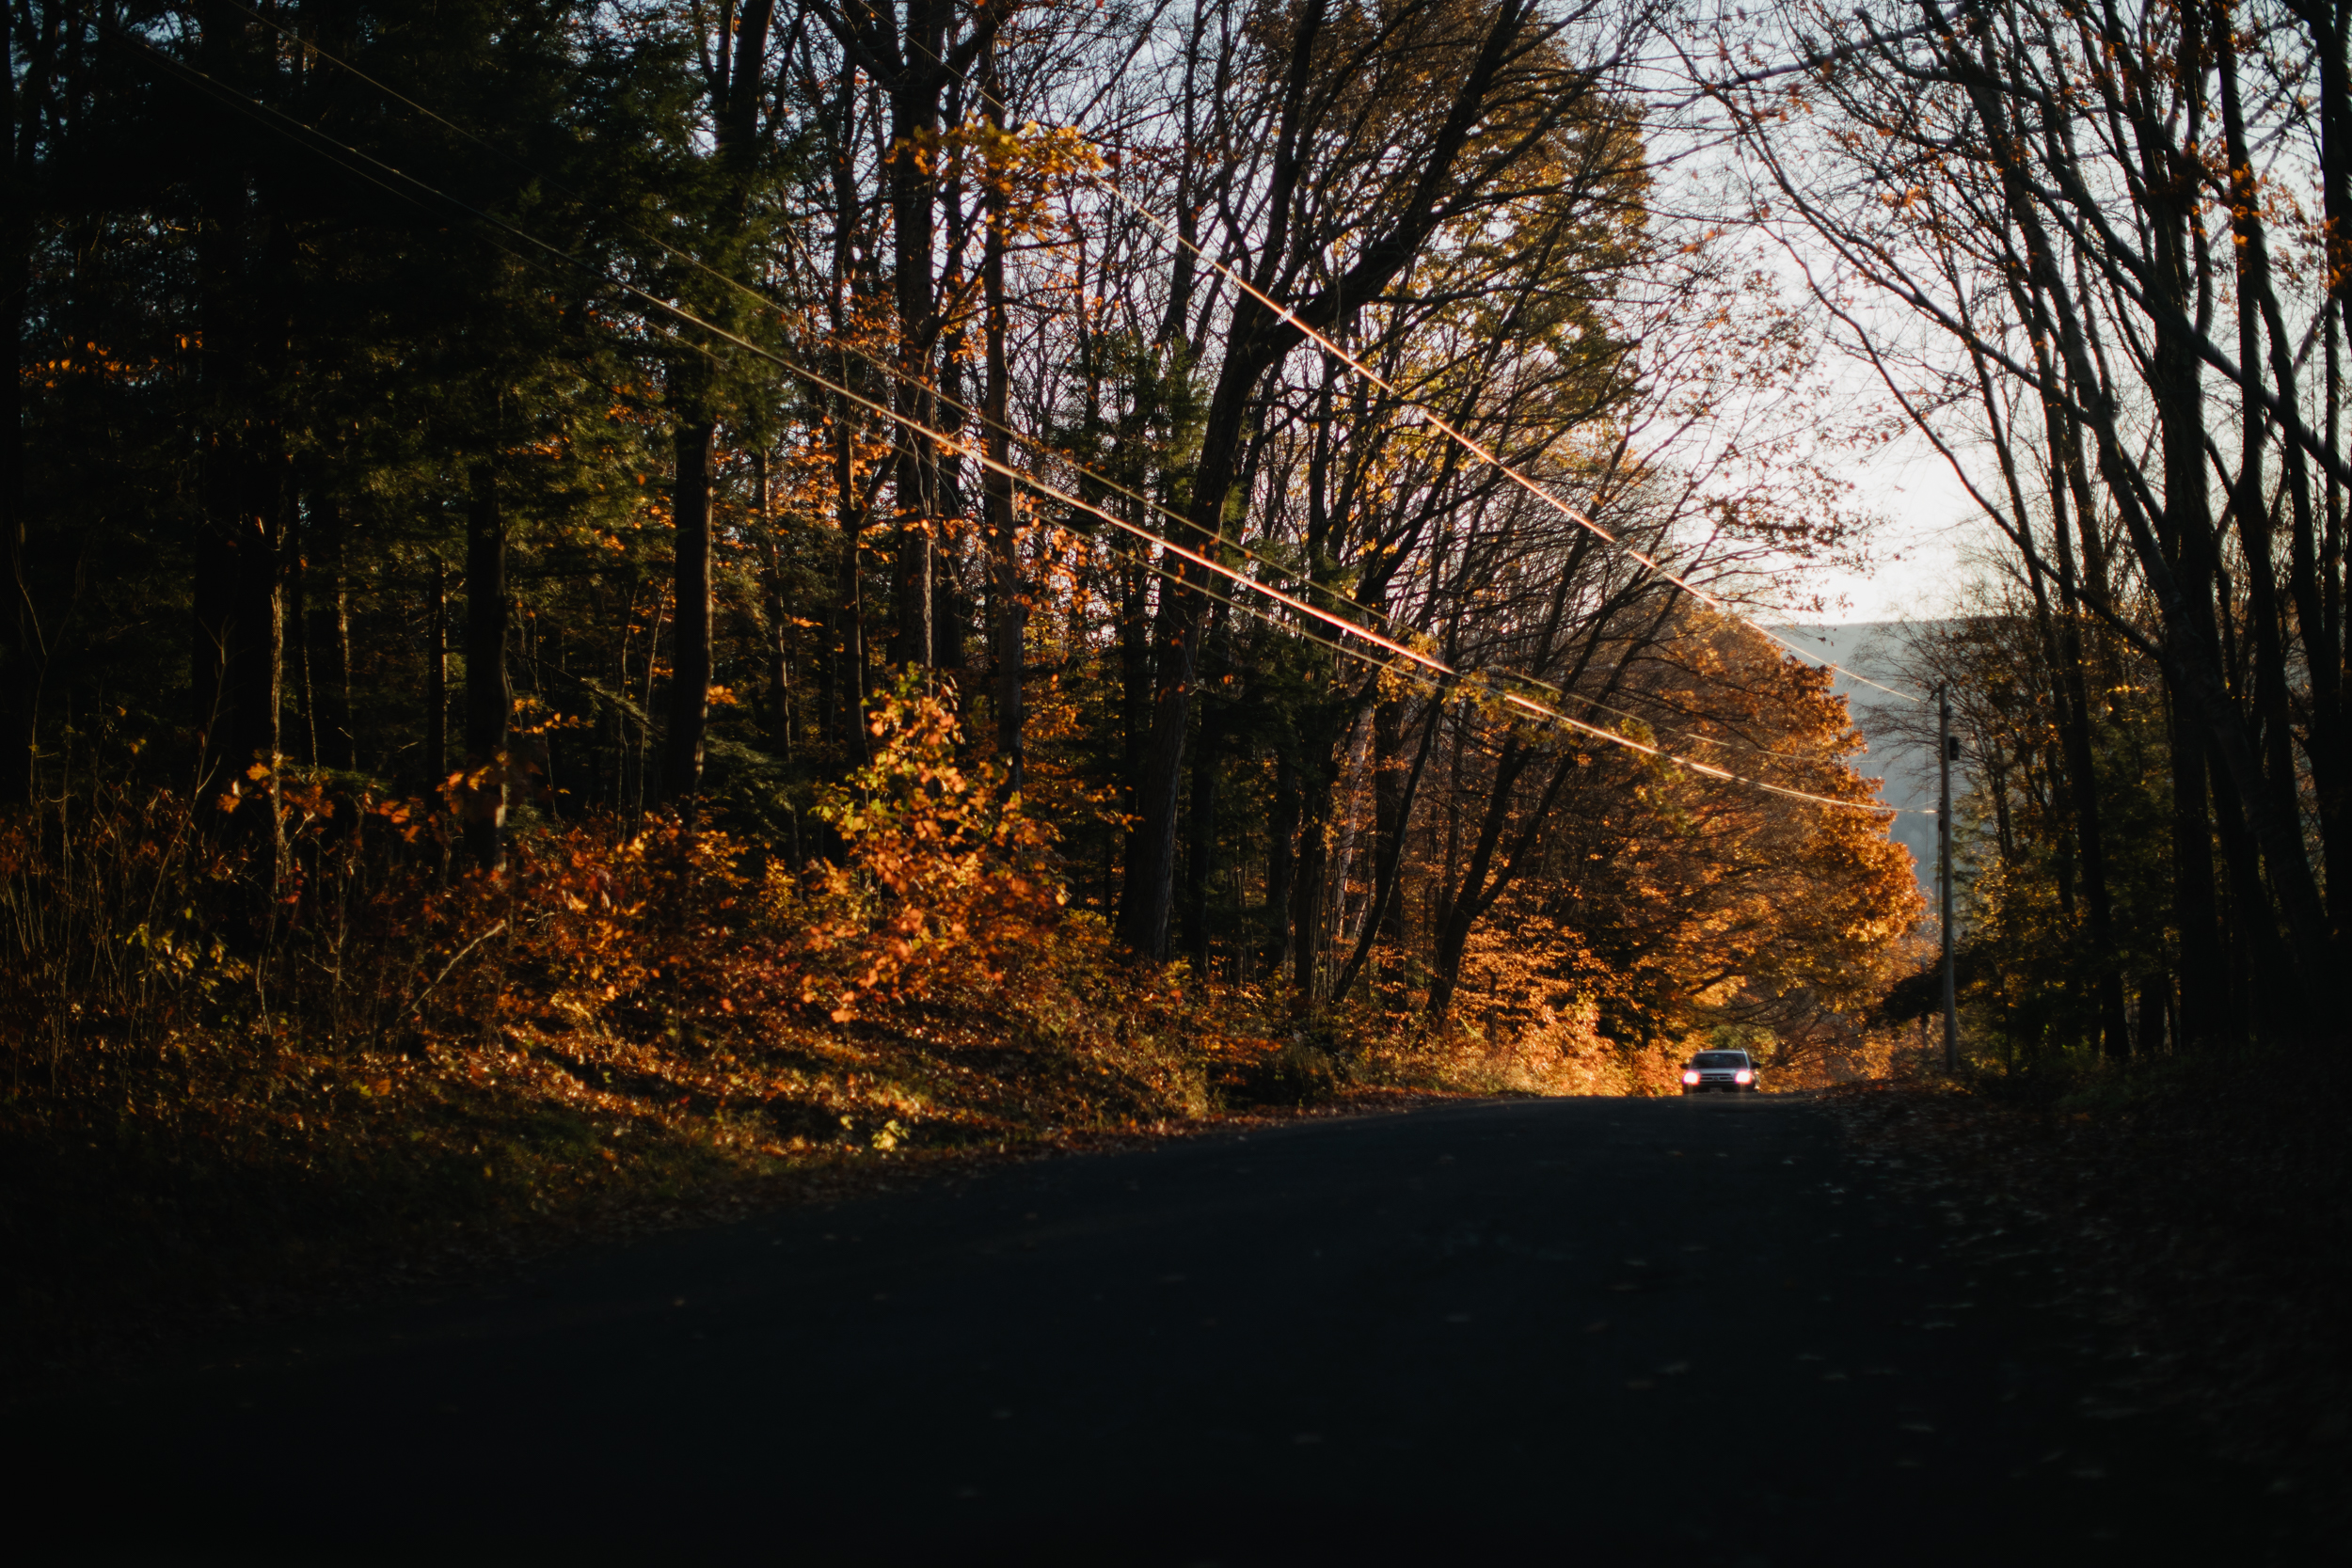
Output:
[{"xmin": 10, "ymin": 1096, "xmax": 2297, "ymax": 1564}]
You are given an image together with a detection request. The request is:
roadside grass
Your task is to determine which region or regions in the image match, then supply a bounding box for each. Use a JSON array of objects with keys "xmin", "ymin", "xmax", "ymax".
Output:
[
  {"xmin": 2, "ymin": 689, "xmax": 1803, "ymax": 1385},
  {"xmin": 0, "ymin": 910, "xmax": 1260, "ymax": 1384},
  {"xmin": 0, "ymin": 896, "xmax": 1518, "ymax": 1387},
  {"xmin": 0, "ymin": 690, "xmax": 1279, "ymax": 1383},
  {"xmin": 1825, "ymin": 1051, "xmax": 2347, "ymax": 1541}
]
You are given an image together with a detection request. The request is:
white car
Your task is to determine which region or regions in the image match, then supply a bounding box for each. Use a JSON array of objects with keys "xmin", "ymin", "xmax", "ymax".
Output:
[{"xmin": 1680, "ymin": 1049, "xmax": 1759, "ymax": 1095}]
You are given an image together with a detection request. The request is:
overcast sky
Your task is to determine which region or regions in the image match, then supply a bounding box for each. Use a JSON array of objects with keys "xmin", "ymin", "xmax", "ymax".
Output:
[
  {"xmin": 1635, "ymin": 22, "xmax": 2000, "ymax": 632},
  {"xmin": 1796, "ymin": 429, "xmax": 1984, "ymax": 625}
]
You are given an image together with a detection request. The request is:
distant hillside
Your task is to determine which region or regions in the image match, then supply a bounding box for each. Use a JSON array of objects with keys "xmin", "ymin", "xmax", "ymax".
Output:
[{"xmin": 1769, "ymin": 623, "xmax": 1944, "ymax": 896}]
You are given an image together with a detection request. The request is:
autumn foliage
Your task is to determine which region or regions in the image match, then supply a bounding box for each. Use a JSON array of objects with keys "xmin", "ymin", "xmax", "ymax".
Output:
[
  {"xmin": 799, "ymin": 679, "xmax": 1066, "ymax": 1017},
  {"xmin": 0, "ymin": 2, "xmax": 1932, "ymax": 1359},
  {"xmin": 0, "ymin": 692, "xmax": 1184, "ymax": 1352}
]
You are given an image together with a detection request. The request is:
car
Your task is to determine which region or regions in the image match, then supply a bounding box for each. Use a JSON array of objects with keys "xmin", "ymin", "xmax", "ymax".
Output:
[{"xmin": 1680, "ymin": 1049, "xmax": 1759, "ymax": 1094}]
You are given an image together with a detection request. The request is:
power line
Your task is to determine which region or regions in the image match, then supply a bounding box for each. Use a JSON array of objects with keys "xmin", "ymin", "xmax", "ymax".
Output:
[
  {"xmin": 217, "ymin": 0, "xmax": 1919, "ymax": 720},
  {"xmin": 102, "ymin": 17, "xmax": 1911, "ymax": 820},
  {"xmin": 872, "ymin": 17, "xmax": 1929, "ymax": 704},
  {"xmin": 1094, "ymin": 176, "xmax": 1929, "ymax": 706},
  {"xmin": 200, "ymin": 0, "xmax": 1905, "ymax": 779},
  {"xmin": 1128, "ymin": 532, "xmax": 1898, "ymax": 809},
  {"xmin": 205, "ymin": 0, "xmax": 1424, "ymax": 642}
]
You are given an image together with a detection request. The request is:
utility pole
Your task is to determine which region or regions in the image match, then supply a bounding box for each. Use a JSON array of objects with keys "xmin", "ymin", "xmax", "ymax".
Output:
[{"xmin": 1939, "ymin": 684, "xmax": 1960, "ymax": 1073}]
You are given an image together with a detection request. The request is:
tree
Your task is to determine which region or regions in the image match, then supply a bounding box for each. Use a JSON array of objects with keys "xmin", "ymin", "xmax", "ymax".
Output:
[
  {"xmin": 1119, "ymin": 0, "xmax": 1652, "ymax": 960},
  {"xmin": 1717, "ymin": 0, "xmax": 2351, "ymax": 1046},
  {"xmin": 0, "ymin": 0, "xmax": 1921, "ymax": 1084}
]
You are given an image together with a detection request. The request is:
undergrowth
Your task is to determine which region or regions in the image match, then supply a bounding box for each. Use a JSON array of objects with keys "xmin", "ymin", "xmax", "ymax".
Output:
[
  {"xmin": 0, "ymin": 689, "xmax": 1223, "ymax": 1368},
  {"xmin": 1827, "ymin": 1049, "xmax": 2350, "ymax": 1542},
  {"xmin": 3, "ymin": 683, "xmax": 1894, "ymax": 1374},
  {"xmin": 0, "ymin": 687, "xmax": 1544, "ymax": 1375}
]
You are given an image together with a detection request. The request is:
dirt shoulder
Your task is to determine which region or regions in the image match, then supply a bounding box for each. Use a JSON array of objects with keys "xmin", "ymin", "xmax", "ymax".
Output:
[
  {"xmin": 0, "ymin": 1042, "xmax": 1467, "ymax": 1404},
  {"xmin": 1820, "ymin": 1065, "xmax": 2349, "ymax": 1534}
]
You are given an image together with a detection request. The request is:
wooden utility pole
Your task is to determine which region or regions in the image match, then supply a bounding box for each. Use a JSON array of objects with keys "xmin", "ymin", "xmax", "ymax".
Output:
[{"xmin": 1939, "ymin": 684, "xmax": 1960, "ymax": 1072}]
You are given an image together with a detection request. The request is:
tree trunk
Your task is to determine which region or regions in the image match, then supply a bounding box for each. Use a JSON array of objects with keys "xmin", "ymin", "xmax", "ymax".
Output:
[
  {"xmin": 1423, "ymin": 902, "xmax": 1477, "ymax": 1024},
  {"xmin": 832, "ymin": 402, "xmax": 869, "ymax": 768},
  {"xmin": 2048, "ymin": 576, "xmax": 2129, "ymax": 1059},
  {"xmin": 1333, "ymin": 695, "xmax": 1440, "ymax": 1001},
  {"xmin": 657, "ymin": 0, "xmax": 773, "ymax": 806},
  {"xmin": 1960, "ymin": 27, "xmax": 2336, "ymax": 1026},
  {"xmin": 2221, "ymin": 24, "xmax": 2347, "ymax": 949},
  {"xmin": 0, "ymin": 0, "xmax": 36, "ymax": 810},
  {"xmin": 1422, "ymin": 745, "xmax": 1534, "ymax": 1023},
  {"xmin": 193, "ymin": 445, "xmax": 285, "ymax": 893},
  {"xmin": 664, "ymin": 417, "xmax": 714, "ymax": 813},
  {"xmin": 425, "ymin": 555, "xmax": 448, "ymax": 795},
  {"xmin": 2206, "ymin": 743, "xmax": 2296, "ymax": 1045},
  {"xmin": 2017, "ymin": 343, "xmax": 2129, "ymax": 1055},
  {"xmin": 1265, "ymin": 748, "xmax": 1299, "ymax": 974},
  {"xmin": 1372, "ymin": 698, "xmax": 1407, "ymax": 942},
  {"xmin": 288, "ymin": 493, "xmax": 314, "ymax": 768},
  {"xmin": 2135, "ymin": 974, "xmax": 2168, "ymax": 1056},
  {"xmin": 0, "ymin": 140, "xmax": 28, "ymax": 807},
  {"xmin": 188, "ymin": 7, "xmax": 294, "ymax": 902},
  {"xmin": 1182, "ymin": 633, "xmax": 1228, "ymax": 976},
  {"xmin": 1422, "ymin": 739, "xmax": 1578, "ymax": 1024},
  {"xmin": 981, "ymin": 25, "xmax": 1023, "ymax": 792},
  {"xmin": 886, "ymin": 2, "xmax": 947, "ymax": 671},
  {"xmin": 310, "ymin": 493, "xmax": 355, "ymax": 771},
  {"xmin": 1291, "ymin": 701, "xmax": 1344, "ymax": 1000},
  {"xmin": 1119, "ymin": 0, "xmax": 1542, "ymax": 958},
  {"xmin": 755, "ymin": 449, "xmax": 793, "ymax": 764},
  {"xmin": 1114, "ymin": 550, "xmax": 1153, "ymax": 935},
  {"xmin": 462, "ymin": 463, "xmax": 508, "ymax": 874}
]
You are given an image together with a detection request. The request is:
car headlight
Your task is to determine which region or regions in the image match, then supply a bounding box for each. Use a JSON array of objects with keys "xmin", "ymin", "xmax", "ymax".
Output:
[
  {"xmin": 1681, "ymin": 1070, "xmax": 1699, "ymax": 1085},
  {"xmin": 1734, "ymin": 1069, "xmax": 1753, "ymax": 1084}
]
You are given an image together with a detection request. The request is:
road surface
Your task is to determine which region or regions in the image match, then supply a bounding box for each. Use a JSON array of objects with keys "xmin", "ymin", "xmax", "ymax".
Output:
[{"xmin": 9, "ymin": 1096, "xmax": 2295, "ymax": 1563}]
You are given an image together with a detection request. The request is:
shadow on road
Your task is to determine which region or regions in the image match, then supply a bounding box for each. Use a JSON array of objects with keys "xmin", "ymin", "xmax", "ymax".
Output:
[{"xmin": 8, "ymin": 1097, "xmax": 2296, "ymax": 1564}]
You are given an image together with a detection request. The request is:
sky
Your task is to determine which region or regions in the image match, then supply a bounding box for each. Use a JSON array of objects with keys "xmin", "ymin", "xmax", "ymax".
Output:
[
  {"xmin": 1639, "ymin": 59, "xmax": 1995, "ymax": 632},
  {"xmin": 1756, "ymin": 421, "xmax": 1972, "ymax": 895},
  {"xmin": 1797, "ymin": 429, "xmax": 1985, "ymax": 625}
]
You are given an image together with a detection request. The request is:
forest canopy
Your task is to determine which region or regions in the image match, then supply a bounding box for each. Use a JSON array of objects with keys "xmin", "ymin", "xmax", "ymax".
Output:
[
  {"xmin": 0, "ymin": 0, "xmax": 1924, "ymax": 1112},
  {"xmin": 1702, "ymin": 0, "xmax": 2351, "ymax": 1066},
  {"xmin": 8, "ymin": 4, "xmax": 2346, "ymax": 1526}
]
